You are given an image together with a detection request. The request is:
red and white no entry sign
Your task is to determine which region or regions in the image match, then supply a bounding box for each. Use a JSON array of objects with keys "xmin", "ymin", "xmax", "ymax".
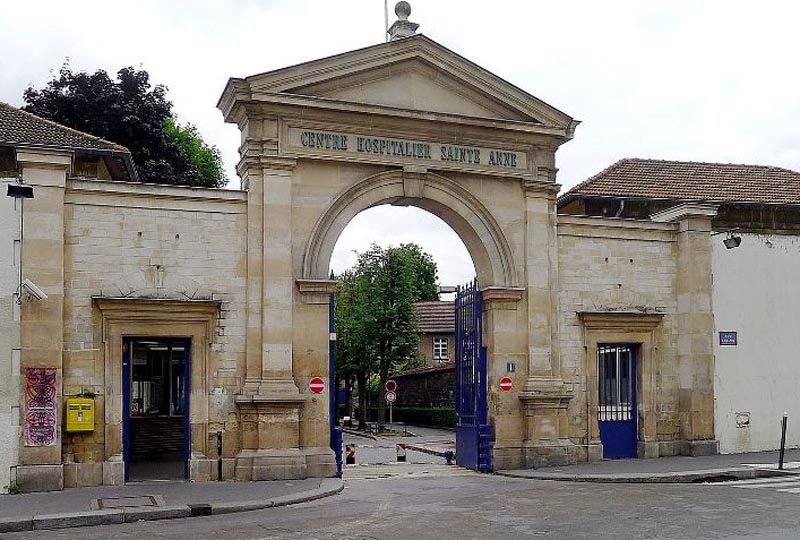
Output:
[
  {"xmin": 385, "ymin": 379, "xmax": 397, "ymax": 392},
  {"xmin": 499, "ymin": 376, "xmax": 513, "ymax": 392},
  {"xmin": 385, "ymin": 391, "xmax": 397, "ymax": 403},
  {"xmin": 309, "ymin": 376, "xmax": 325, "ymax": 394}
]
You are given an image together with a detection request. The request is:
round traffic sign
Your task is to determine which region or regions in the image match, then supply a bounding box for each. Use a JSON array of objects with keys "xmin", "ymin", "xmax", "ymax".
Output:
[
  {"xmin": 309, "ymin": 376, "xmax": 325, "ymax": 394},
  {"xmin": 499, "ymin": 376, "xmax": 513, "ymax": 392},
  {"xmin": 385, "ymin": 391, "xmax": 397, "ymax": 403},
  {"xmin": 385, "ymin": 379, "xmax": 397, "ymax": 392}
]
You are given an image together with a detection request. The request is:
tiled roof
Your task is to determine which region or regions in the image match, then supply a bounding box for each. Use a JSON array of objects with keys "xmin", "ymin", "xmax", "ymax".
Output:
[
  {"xmin": 560, "ymin": 158, "xmax": 800, "ymax": 206},
  {"xmin": 414, "ymin": 301, "xmax": 454, "ymax": 334},
  {"xmin": 392, "ymin": 360, "xmax": 454, "ymax": 378},
  {"xmin": 0, "ymin": 102, "xmax": 130, "ymax": 154}
]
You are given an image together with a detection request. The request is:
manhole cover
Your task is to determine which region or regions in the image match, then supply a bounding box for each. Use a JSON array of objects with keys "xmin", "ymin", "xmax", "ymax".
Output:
[{"xmin": 93, "ymin": 495, "xmax": 163, "ymax": 509}]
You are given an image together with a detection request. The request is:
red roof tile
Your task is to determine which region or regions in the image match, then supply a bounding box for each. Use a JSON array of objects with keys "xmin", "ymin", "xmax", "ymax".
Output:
[{"xmin": 560, "ymin": 158, "xmax": 800, "ymax": 206}]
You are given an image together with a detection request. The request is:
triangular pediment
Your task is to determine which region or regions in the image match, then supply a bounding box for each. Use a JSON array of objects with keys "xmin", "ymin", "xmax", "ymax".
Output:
[
  {"xmin": 231, "ymin": 35, "xmax": 575, "ymax": 131},
  {"xmin": 290, "ymin": 58, "xmax": 531, "ymax": 121}
]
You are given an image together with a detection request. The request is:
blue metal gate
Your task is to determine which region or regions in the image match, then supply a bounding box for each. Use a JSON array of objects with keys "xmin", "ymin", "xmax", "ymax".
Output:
[
  {"xmin": 598, "ymin": 344, "xmax": 637, "ymax": 459},
  {"xmin": 455, "ymin": 280, "xmax": 493, "ymax": 472}
]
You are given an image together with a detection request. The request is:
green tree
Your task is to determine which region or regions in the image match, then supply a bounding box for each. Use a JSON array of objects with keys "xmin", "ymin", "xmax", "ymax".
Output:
[
  {"xmin": 162, "ymin": 118, "xmax": 226, "ymax": 188},
  {"xmin": 334, "ymin": 243, "xmax": 439, "ymax": 428},
  {"xmin": 22, "ymin": 63, "xmax": 226, "ymax": 188}
]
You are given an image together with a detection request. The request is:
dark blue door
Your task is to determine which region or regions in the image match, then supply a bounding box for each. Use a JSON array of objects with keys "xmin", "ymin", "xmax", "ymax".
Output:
[
  {"xmin": 598, "ymin": 345, "xmax": 637, "ymax": 459},
  {"xmin": 455, "ymin": 280, "xmax": 493, "ymax": 472}
]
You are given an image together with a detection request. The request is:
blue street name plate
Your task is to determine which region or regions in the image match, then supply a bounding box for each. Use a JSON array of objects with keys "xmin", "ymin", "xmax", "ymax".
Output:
[{"xmin": 719, "ymin": 331, "xmax": 738, "ymax": 346}]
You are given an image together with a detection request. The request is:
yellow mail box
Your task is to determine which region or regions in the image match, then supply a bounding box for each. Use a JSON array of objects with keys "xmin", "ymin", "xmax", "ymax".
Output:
[{"xmin": 65, "ymin": 397, "xmax": 95, "ymax": 433}]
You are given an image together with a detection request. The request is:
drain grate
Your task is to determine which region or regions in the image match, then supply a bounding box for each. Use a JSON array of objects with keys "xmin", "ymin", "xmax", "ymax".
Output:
[{"xmin": 93, "ymin": 495, "xmax": 163, "ymax": 509}]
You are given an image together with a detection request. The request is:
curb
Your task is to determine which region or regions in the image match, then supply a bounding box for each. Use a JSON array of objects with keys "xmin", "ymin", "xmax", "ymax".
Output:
[
  {"xmin": 341, "ymin": 428, "xmax": 378, "ymax": 440},
  {"xmin": 495, "ymin": 467, "xmax": 800, "ymax": 484},
  {"xmin": 405, "ymin": 444, "xmax": 448, "ymax": 458},
  {"xmin": 0, "ymin": 478, "xmax": 344, "ymax": 534}
]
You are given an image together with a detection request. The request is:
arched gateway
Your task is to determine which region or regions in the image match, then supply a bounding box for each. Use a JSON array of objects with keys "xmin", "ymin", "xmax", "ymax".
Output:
[{"xmin": 217, "ymin": 17, "xmax": 581, "ymax": 476}]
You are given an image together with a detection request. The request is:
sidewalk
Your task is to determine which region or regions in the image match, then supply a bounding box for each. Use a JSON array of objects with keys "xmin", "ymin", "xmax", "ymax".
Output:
[
  {"xmin": 498, "ymin": 449, "xmax": 800, "ymax": 483},
  {"xmin": 0, "ymin": 477, "xmax": 343, "ymax": 533}
]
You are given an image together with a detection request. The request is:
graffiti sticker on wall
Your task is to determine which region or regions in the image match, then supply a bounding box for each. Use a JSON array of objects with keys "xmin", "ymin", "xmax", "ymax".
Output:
[{"xmin": 24, "ymin": 367, "xmax": 58, "ymax": 446}]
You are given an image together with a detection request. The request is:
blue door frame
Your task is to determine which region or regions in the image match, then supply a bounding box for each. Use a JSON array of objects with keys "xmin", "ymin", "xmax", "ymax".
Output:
[
  {"xmin": 122, "ymin": 338, "xmax": 191, "ymax": 481},
  {"xmin": 455, "ymin": 280, "xmax": 493, "ymax": 472},
  {"xmin": 598, "ymin": 345, "xmax": 637, "ymax": 459}
]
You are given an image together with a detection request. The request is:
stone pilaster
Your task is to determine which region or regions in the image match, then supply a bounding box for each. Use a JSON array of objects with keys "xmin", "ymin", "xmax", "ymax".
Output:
[
  {"xmin": 518, "ymin": 165, "xmax": 577, "ymax": 467},
  {"xmin": 15, "ymin": 149, "xmax": 71, "ymax": 492},
  {"xmin": 235, "ymin": 151, "xmax": 309, "ymax": 476},
  {"xmin": 652, "ymin": 204, "xmax": 719, "ymax": 456},
  {"xmin": 481, "ymin": 286, "xmax": 525, "ymax": 471}
]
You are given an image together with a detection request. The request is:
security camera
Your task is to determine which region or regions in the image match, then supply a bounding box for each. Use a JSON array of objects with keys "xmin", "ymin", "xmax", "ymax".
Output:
[{"xmin": 22, "ymin": 279, "xmax": 48, "ymax": 301}]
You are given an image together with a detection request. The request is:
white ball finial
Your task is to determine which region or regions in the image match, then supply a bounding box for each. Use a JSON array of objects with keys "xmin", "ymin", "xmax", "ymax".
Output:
[{"xmin": 395, "ymin": 1, "xmax": 411, "ymax": 20}]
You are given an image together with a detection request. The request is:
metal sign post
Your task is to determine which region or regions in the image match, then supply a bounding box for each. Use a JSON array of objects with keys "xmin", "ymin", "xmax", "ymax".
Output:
[{"xmin": 386, "ymin": 390, "xmax": 397, "ymax": 425}]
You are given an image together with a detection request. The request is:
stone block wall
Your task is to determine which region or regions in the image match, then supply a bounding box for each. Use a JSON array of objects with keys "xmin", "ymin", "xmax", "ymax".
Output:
[
  {"xmin": 556, "ymin": 216, "xmax": 682, "ymax": 457},
  {"xmin": 60, "ymin": 180, "xmax": 248, "ymax": 473},
  {"xmin": 0, "ymin": 177, "xmax": 21, "ymax": 492}
]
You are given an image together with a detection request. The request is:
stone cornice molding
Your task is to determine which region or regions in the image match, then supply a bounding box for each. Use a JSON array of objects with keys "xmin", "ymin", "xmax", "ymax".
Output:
[
  {"xmin": 296, "ymin": 279, "xmax": 337, "ymax": 305},
  {"xmin": 481, "ymin": 286, "xmax": 525, "ymax": 310},
  {"xmin": 578, "ymin": 311, "xmax": 664, "ymax": 333},
  {"xmin": 523, "ymin": 178, "xmax": 561, "ymax": 196},
  {"xmin": 519, "ymin": 377, "xmax": 575, "ymax": 412},
  {"xmin": 16, "ymin": 148, "xmax": 72, "ymax": 171},
  {"xmin": 651, "ymin": 203, "xmax": 719, "ymax": 223},
  {"xmin": 93, "ymin": 297, "xmax": 221, "ymax": 344}
]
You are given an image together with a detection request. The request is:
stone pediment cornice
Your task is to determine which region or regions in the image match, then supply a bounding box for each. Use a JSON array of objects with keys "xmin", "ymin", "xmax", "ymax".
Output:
[{"xmin": 219, "ymin": 35, "xmax": 577, "ymax": 140}]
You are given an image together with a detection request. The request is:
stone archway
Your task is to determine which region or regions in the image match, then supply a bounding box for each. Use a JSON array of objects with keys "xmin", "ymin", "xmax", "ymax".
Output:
[
  {"xmin": 302, "ymin": 168, "xmax": 519, "ymax": 288},
  {"xmin": 219, "ymin": 31, "xmax": 580, "ymax": 475}
]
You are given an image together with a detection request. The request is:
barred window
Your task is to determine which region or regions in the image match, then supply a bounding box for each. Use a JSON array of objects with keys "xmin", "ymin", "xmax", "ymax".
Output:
[{"xmin": 433, "ymin": 337, "xmax": 449, "ymax": 362}]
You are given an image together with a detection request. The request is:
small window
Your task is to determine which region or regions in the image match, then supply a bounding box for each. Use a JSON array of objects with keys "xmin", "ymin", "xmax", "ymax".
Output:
[{"xmin": 433, "ymin": 337, "xmax": 449, "ymax": 362}]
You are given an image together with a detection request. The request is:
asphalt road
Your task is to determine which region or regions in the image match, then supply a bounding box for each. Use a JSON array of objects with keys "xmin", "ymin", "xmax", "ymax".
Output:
[{"xmin": 6, "ymin": 463, "xmax": 800, "ymax": 540}]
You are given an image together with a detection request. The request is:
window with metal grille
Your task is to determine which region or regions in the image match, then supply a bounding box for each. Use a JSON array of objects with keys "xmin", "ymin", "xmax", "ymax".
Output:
[
  {"xmin": 598, "ymin": 345, "xmax": 634, "ymax": 421},
  {"xmin": 433, "ymin": 337, "xmax": 449, "ymax": 362}
]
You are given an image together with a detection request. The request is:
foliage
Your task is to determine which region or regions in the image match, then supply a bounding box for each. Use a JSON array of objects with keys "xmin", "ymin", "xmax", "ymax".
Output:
[
  {"xmin": 4, "ymin": 480, "xmax": 21, "ymax": 495},
  {"xmin": 23, "ymin": 63, "xmax": 225, "ymax": 188},
  {"xmin": 334, "ymin": 243, "xmax": 439, "ymax": 426},
  {"xmin": 366, "ymin": 406, "xmax": 455, "ymax": 428},
  {"xmin": 162, "ymin": 117, "xmax": 226, "ymax": 188}
]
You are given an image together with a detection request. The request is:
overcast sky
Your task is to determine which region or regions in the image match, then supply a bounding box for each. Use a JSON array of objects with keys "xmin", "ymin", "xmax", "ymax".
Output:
[{"xmin": 3, "ymin": 1, "xmax": 798, "ymax": 286}]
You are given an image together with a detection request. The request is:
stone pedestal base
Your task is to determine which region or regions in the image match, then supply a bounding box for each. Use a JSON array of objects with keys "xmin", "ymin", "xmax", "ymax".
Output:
[
  {"xmin": 523, "ymin": 439, "xmax": 579, "ymax": 468},
  {"xmin": 638, "ymin": 441, "xmax": 661, "ymax": 459},
  {"xmin": 303, "ymin": 447, "xmax": 337, "ymax": 478},
  {"xmin": 519, "ymin": 377, "xmax": 577, "ymax": 468},
  {"xmin": 492, "ymin": 445, "xmax": 524, "ymax": 471},
  {"xmin": 16, "ymin": 464, "xmax": 63, "ymax": 493},
  {"xmin": 681, "ymin": 439, "xmax": 719, "ymax": 456},
  {"xmin": 584, "ymin": 442, "xmax": 604, "ymax": 463},
  {"xmin": 234, "ymin": 447, "xmax": 337, "ymax": 481},
  {"xmin": 235, "ymin": 448, "xmax": 307, "ymax": 481}
]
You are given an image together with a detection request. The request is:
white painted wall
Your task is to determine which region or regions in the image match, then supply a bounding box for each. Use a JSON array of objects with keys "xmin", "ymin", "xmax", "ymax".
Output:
[
  {"xmin": 0, "ymin": 177, "xmax": 21, "ymax": 491},
  {"xmin": 713, "ymin": 232, "xmax": 800, "ymax": 454}
]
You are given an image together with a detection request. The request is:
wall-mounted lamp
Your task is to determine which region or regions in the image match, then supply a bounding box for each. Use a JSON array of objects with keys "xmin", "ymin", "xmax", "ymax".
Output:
[
  {"xmin": 6, "ymin": 183, "xmax": 34, "ymax": 199},
  {"xmin": 6, "ymin": 181, "xmax": 35, "ymax": 304},
  {"xmin": 712, "ymin": 228, "xmax": 742, "ymax": 250},
  {"xmin": 723, "ymin": 233, "xmax": 742, "ymax": 250}
]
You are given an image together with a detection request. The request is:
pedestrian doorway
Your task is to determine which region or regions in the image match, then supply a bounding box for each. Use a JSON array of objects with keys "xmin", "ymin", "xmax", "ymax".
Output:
[
  {"xmin": 598, "ymin": 344, "xmax": 637, "ymax": 459},
  {"xmin": 123, "ymin": 338, "xmax": 190, "ymax": 481}
]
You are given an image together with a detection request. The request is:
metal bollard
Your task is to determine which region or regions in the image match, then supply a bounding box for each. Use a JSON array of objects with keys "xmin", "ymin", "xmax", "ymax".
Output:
[
  {"xmin": 346, "ymin": 444, "xmax": 356, "ymax": 465},
  {"xmin": 779, "ymin": 412, "xmax": 788, "ymax": 470},
  {"xmin": 217, "ymin": 430, "xmax": 223, "ymax": 481},
  {"xmin": 396, "ymin": 443, "xmax": 407, "ymax": 462},
  {"xmin": 444, "ymin": 450, "xmax": 454, "ymax": 465}
]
